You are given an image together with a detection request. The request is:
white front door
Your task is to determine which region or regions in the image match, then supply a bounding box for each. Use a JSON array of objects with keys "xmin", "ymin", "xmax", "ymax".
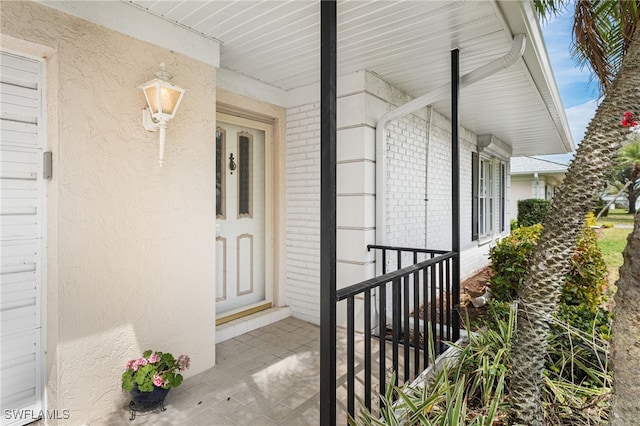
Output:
[
  {"xmin": 215, "ymin": 114, "xmax": 272, "ymax": 320},
  {"xmin": 0, "ymin": 51, "xmax": 45, "ymax": 426}
]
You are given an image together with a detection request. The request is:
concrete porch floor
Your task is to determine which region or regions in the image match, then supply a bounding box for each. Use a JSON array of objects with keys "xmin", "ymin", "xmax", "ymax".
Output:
[{"xmin": 98, "ymin": 317, "xmax": 353, "ymax": 425}]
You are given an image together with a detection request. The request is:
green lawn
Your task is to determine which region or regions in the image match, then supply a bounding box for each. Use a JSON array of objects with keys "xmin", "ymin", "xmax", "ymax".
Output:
[
  {"xmin": 598, "ymin": 228, "xmax": 631, "ymax": 267},
  {"xmin": 596, "ymin": 208, "xmax": 636, "ymax": 226},
  {"xmin": 597, "ymin": 224, "xmax": 633, "ymax": 285}
]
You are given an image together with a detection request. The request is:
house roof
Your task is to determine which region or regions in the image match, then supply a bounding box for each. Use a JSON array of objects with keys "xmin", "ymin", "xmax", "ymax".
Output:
[
  {"xmin": 511, "ymin": 156, "xmax": 569, "ymax": 175},
  {"xmin": 46, "ymin": 0, "xmax": 575, "ymax": 156}
]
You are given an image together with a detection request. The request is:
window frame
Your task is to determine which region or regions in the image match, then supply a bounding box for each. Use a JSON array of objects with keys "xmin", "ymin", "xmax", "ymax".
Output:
[
  {"xmin": 472, "ymin": 154, "xmax": 506, "ymax": 241},
  {"xmin": 216, "ymin": 127, "xmax": 226, "ymax": 219}
]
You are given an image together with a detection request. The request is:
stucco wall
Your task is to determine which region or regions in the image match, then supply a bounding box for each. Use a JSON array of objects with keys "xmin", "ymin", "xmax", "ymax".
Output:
[{"xmin": 2, "ymin": 2, "xmax": 217, "ymax": 424}]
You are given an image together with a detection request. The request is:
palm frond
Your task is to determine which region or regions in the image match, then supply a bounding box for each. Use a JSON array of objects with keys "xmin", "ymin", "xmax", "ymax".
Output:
[
  {"xmin": 573, "ymin": 0, "xmax": 614, "ymax": 92},
  {"xmin": 534, "ymin": 0, "xmax": 571, "ymax": 21},
  {"xmin": 571, "ymin": 0, "xmax": 640, "ymax": 94}
]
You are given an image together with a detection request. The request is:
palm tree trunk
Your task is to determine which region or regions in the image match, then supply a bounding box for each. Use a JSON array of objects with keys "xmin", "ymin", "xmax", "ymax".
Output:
[
  {"xmin": 628, "ymin": 190, "xmax": 638, "ymax": 213},
  {"xmin": 509, "ymin": 32, "xmax": 640, "ymax": 425},
  {"xmin": 610, "ymin": 212, "xmax": 640, "ymax": 425}
]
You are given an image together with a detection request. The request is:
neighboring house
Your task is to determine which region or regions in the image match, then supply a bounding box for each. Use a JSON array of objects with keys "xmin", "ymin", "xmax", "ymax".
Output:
[
  {"xmin": 510, "ymin": 156, "xmax": 569, "ymax": 221},
  {"xmin": 0, "ymin": 1, "xmax": 573, "ymax": 425}
]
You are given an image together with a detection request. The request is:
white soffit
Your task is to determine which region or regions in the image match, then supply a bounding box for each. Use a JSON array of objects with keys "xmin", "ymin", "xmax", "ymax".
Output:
[{"xmin": 111, "ymin": 0, "xmax": 572, "ymax": 156}]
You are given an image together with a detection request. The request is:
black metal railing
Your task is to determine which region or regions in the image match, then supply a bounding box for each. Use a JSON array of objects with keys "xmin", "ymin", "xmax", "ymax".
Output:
[{"xmin": 335, "ymin": 245, "xmax": 460, "ymax": 421}]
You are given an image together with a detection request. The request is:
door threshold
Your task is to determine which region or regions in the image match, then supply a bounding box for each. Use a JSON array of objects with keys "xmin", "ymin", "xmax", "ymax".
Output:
[
  {"xmin": 216, "ymin": 302, "xmax": 272, "ymax": 326},
  {"xmin": 215, "ymin": 306, "xmax": 291, "ymax": 343}
]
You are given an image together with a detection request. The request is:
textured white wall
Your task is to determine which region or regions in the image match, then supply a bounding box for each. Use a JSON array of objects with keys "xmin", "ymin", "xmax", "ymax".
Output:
[{"xmin": 2, "ymin": 2, "xmax": 217, "ymax": 424}]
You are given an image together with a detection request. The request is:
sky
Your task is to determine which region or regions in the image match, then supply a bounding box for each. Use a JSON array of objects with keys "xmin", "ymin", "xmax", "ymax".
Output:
[{"xmin": 539, "ymin": 6, "xmax": 601, "ymax": 164}]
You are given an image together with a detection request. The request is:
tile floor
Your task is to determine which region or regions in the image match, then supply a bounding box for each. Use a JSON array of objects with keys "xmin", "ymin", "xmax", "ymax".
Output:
[{"xmin": 95, "ymin": 317, "xmax": 352, "ymax": 425}]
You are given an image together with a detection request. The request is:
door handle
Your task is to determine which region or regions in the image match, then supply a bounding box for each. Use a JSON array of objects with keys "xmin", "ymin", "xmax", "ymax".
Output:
[{"xmin": 229, "ymin": 153, "xmax": 236, "ymax": 174}]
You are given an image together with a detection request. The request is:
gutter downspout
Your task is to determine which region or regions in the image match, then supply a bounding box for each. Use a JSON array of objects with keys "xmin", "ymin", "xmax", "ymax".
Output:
[{"xmin": 374, "ymin": 34, "xmax": 527, "ymax": 268}]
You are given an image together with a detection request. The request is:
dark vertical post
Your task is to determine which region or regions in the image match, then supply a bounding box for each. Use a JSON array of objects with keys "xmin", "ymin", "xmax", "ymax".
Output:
[
  {"xmin": 392, "ymin": 277, "xmax": 400, "ymax": 384},
  {"xmin": 451, "ymin": 49, "xmax": 461, "ymax": 340},
  {"xmin": 347, "ymin": 297, "xmax": 355, "ymax": 418},
  {"xmin": 364, "ymin": 289, "xmax": 372, "ymax": 410},
  {"xmin": 320, "ymin": 1, "xmax": 337, "ymax": 425},
  {"xmin": 378, "ymin": 283, "xmax": 386, "ymax": 408}
]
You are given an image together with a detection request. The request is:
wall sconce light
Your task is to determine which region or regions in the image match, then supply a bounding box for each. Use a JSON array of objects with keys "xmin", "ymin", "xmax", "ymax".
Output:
[{"xmin": 139, "ymin": 63, "xmax": 185, "ymax": 166}]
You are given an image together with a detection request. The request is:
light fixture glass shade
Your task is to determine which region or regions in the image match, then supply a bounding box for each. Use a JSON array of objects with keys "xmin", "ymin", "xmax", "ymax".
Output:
[{"xmin": 140, "ymin": 78, "xmax": 185, "ymax": 121}]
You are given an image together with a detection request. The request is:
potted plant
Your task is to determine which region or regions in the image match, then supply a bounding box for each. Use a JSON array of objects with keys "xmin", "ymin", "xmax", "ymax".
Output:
[{"xmin": 122, "ymin": 350, "xmax": 190, "ymax": 411}]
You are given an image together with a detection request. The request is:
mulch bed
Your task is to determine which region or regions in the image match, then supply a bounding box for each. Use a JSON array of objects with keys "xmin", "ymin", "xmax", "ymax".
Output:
[
  {"xmin": 412, "ymin": 266, "xmax": 493, "ymax": 331},
  {"xmin": 385, "ymin": 267, "xmax": 494, "ymax": 347}
]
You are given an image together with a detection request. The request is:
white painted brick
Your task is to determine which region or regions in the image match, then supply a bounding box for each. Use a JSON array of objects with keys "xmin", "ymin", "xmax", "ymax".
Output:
[
  {"xmin": 285, "ymin": 74, "xmax": 513, "ymax": 327},
  {"xmin": 336, "ymin": 261, "xmax": 376, "ymax": 289},
  {"xmin": 337, "ymin": 126, "xmax": 376, "ymax": 162},
  {"xmin": 286, "ymin": 100, "xmax": 321, "ymax": 324},
  {"xmin": 337, "ymin": 194, "xmax": 375, "ymax": 228},
  {"xmin": 336, "ymin": 161, "xmax": 375, "ymax": 195},
  {"xmin": 336, "ymin": 228, "xmax": 376, "ymax": 263}
]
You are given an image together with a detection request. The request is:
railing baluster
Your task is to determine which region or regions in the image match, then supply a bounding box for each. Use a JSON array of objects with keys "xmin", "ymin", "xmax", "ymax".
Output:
[
  {"xmin": 382, "ymin": 249, "xmax": 387, "ymax": 274},
  {"xmin": 403, "ymin": 275, "xmax": 410, "ymax": 382},
  {"xmin": 379, "ymin": 281, "xmax": 386, "ymax": 410},
  {"xmin": 446, "ymin": 258, "xmax": 451, "ymax": 342},
  {"xmin": 347, "ymin": 297, "xmax": 355, "ymax": 419},
  {"xmin": 335, "ymin": 248, "xmax": 458, "ymax": 420},
  {"xmin": 411, "ymin": 250, "xmax": 419, "ymax": 377},
  {"xmin": 423, "ymin": 265, "xmax": 429, "ymax": 370},
  {"xmin": 439, "ymin": 261, "xmax": 445, "ymax": 354},
  {"xmin": 392, "ymin": 277, "xmax": 400, "ymax": 386},
  {"xmin": 413, "ymin": 268, "xmax": 420, "ymax": 377},
  {"xmin": 430, "ymin": 263, "xmax": 437, "ymax": 358},
  {"xmin": 364, "ymin": 289, "xmax": 371, "ymax": 411}
]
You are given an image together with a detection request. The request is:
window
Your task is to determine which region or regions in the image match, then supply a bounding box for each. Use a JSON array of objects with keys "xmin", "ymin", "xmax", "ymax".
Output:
[
  {"xmin": 472, "ymin": 154, "xmax": 505, "ymax": 241},
  {"xmin": 472, "ymin": 153, "xmax": 479, "ymax": 240},
  {"xmin": 500, "ymin": 162, "xmax": 506, "ymax": 232},
  {"xmin": 238, "ymin": 132, "xmax": 253, "ymax": 218},
  {"xmin": 216, "ymin": 128, "xmax": 226, "ymax": 218},
  {"xmin": 479, "ymin": 158, "xmax": 494, "ymax": 236}
]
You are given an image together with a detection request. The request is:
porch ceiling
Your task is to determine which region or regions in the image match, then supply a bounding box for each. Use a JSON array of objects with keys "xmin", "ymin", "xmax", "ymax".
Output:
[{"xmin": 125, "ymin": 0, "xmax": 574, "ymax": 156}]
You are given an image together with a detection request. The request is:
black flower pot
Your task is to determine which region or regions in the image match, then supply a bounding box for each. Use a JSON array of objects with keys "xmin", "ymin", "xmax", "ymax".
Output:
[{"xmin": 128, "ymin": 384, "xmax": 169, "ymax": 420}]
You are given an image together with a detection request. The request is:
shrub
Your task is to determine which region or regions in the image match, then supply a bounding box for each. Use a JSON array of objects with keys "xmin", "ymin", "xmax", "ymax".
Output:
[
  {"xmin": 488, "ymin": 224, "xmax": 542, "ymax": 301},
  {"xmin": 561, "ymin": 226, "xmax": 607, "ymax": 310},
  {"xmin": 352, "ymin": 305, "xmax": 611, "ymax": 425},
  {"xmin": 517, "ymin": 198, "xmax": 551, "ymax": 226},
  {"xmin": 489, "ymin": 224, "xmax": 606, "ymax": 309},
  {"xmin": 489, "ymin": 223, "xmax": 608, "ymax": 341}
]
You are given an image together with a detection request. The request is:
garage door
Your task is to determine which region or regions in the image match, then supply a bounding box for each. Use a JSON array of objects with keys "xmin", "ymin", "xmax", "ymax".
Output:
[{"xmin": 0, "ymin": 51, "xmax": 45, "ymax": 426}]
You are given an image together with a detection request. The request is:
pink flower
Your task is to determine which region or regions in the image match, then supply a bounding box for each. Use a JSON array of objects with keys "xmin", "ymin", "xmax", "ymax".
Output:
[
  {"xmin": 177, "ymin": 355, "xmax": 191, "ymax": 371},
  {"xmin": 125, "ymin": 359, "xmax": 135, "ymax": 370},
  {"xmin": 132, "ymin": 358, "xmax": 147, "ymax": 372},
  {"xmin": 153, "ymin": 374, "xmax": 164, "ymax": 387},
  {"xmin": 148, "ymin": 353, "xmax": 160, "ymax": 364}
]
